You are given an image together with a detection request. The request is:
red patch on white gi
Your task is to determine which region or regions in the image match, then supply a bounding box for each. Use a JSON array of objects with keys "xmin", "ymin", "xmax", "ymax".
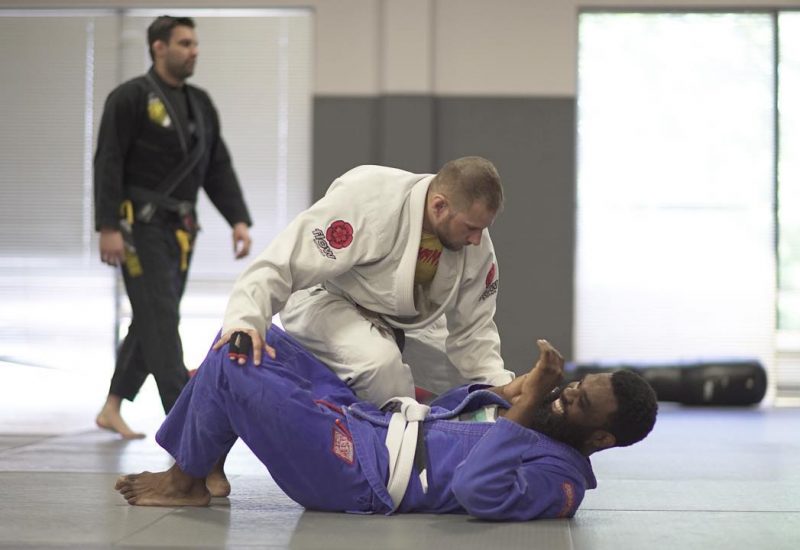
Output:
[
  {"xmin": 479, "ymin": 263, "xmax": 499, "ymax": 302},
  {"xmin": 326, "ymin": 220, "xmax": 354, "ymax": 249},
  {"xmin": 557, "ymin": 481, "xmax": 576, "ymax": 517},
  {"xmin": 485, "ymin": 263, "xmax": 496, "ymax": 287},
  {"xmin": 332, "ymin": 427, "xmax": 354, "ymax": 465}
]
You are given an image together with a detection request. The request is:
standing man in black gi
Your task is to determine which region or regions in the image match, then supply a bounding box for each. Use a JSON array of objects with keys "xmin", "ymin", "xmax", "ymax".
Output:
[{"xmin": 93, "ymin": 15, "xmax": 252, "ymax": 440}]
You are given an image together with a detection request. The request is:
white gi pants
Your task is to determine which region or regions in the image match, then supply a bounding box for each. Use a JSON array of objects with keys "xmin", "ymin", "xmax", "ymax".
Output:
[
  {"xmin": 281, "ymin": 286, "xmax": 414, "ymax": 404},
  {"xmin": 280, "ymin": 286, "xmax": 468, "ymax": 405}
]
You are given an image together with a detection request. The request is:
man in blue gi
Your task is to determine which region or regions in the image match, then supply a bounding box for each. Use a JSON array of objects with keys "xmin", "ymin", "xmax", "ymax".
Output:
[{"xmin": 115, "ymin": 328, "xmax": 657, "ymax": 521}]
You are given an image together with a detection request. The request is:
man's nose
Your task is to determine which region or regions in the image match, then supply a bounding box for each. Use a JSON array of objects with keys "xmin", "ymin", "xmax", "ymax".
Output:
[
  {"xmin": 561, "ymin": 385, "xmax": 577, "ymax": 403},
  {"xmin": 468, "ymin": 231, "xmax": 482, "ymax": 246}
]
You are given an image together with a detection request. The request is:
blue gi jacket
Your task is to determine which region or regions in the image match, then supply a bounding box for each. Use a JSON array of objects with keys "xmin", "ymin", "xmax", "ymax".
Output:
[{"xmin": 344, "ymin": 385, "xmax": 597, "ymax": 521}]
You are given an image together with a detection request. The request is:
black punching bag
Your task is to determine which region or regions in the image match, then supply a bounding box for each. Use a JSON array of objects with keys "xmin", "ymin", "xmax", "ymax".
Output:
[{"xmin": 565, "ymin": 360, "xmax": 767, "ymax": 406}]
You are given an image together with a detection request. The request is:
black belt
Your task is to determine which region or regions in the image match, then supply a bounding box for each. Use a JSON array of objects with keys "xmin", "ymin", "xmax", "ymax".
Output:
[{"xmin": 125, "ymin": 185, "xmax": 193, "ymax": 224}]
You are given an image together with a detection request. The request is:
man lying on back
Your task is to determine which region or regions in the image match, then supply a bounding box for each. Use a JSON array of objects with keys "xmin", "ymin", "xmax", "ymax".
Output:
[{"xmin": 115, "ymin": 327, "xmax": 657, "ymax": 521}]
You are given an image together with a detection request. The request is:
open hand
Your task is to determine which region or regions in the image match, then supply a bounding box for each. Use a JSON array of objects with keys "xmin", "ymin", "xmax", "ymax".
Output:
[
  {"xmin": 492, "ymin": 339, "xmax": 565, "ymax": 405},
  {"xmin": 212, "ymin": 328, "xmax": 276, "ymax": 366},
  {"xmin": 498, "ymin": 339, "xmax": 565, "ymax": 427},
  {"xmin": 522, "ymin": 339, "xmax": 565, "ymax": 402}
]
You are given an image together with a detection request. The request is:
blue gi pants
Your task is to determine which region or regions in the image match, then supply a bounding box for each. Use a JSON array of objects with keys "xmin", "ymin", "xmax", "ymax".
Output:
[{"xmin": 155, "ymin": 330, "xmax": 377, "ymax": 512}]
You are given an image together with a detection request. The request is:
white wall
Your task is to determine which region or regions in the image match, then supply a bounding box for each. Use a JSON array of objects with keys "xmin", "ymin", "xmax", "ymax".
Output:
[{"xmin": 4, "ymin": 0, "xmax": 799, "ymax": 95}]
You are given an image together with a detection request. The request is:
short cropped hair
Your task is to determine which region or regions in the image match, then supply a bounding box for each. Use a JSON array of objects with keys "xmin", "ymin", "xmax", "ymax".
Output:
[
  {"xmin": 430, "ymin": 156, "xmax": 504, "ymax": 213},
  {"xmin": 147, "ymin": 15, "xmax": 195, "ymax": 61},
  {"xmin": 606, "ymin": 370, "xmax": 658, "ymax": 447}
]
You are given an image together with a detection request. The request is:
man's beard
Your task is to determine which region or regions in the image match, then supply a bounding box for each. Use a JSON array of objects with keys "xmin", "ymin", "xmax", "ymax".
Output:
[
  {"xmin": 434, "ymin": 215, "xmax": 463, "ymax": 251},
  {"xmin": 166, "ymin": 58, "xmax": 194, "ymax": 82},
  {"xmin": 439, "ymin": 236, "xmax": 462, "ymax": 251},
  {"xmin": 527, "ymin": 385, "xmax": 595, "ymax": 451}
]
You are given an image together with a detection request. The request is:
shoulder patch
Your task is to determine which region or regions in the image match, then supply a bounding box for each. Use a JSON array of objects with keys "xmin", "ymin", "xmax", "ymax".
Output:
[
  {"xmin": 312, "ymin": 228, "xmax": 337, "ymax": 259},
  {"xmin": 479, "ymin": 263, "xmax": 499, "ymax": 302},
  {"xmin": 485, "ymin": 263, "xmax": 497, "ymax": 287},
  {"xmin": 557, "ymin": 481, "xmax": 577, "ymax": 518},
  {"xmin": 147, "ymin": 93, "xmax": 171, "ymax": 128},
  {"xmin": 326, "ymin": 220, "xmax": 354, "ymax": 249}
]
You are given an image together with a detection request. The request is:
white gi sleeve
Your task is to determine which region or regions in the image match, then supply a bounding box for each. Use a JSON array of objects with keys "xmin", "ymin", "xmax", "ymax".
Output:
[
  {"xmin": 445, "ymin": 233, "xmax": 514, "ymax": 385},
  {"xmin": 222, "ymin": 180, "xmax": 389, "ymax": 337}
]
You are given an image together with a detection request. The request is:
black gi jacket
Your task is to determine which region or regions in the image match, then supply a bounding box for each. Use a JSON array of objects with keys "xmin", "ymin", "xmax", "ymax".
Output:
[{"xmin": 94, "ymin": 67, "xmax": 252, "ymax": 231}]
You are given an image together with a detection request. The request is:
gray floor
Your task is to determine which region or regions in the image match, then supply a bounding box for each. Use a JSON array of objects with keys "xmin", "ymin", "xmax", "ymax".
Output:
[{"xmin": 1, "ymin": 365, "xmax": 799, "ymax": 549}]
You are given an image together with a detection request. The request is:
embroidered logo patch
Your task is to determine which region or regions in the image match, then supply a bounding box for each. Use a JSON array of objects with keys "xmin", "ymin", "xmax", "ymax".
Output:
[
  {"xmin": 332, "ymin": 427, "xmax": 354, "ymax": 465},
  {"xmin": 479, "ymin": 263, "xmax": 499, "ymax": 302},
  {"xmin": 557, "ymin": 481, "xmax": 576, "ymax": 518},
  {"xmin": 147, "ymin": 93, "xmax": 171, "ymax": 128},
  {"xmin": 326, "ymin": 220, "xmax": 354, "ymax": 249},
  {"xmin": 312, "ymin": 228, "xmax": 337, "ymax": 259},
  {"xmin": 485, "ymin": 263, "xmax": 496, "ymax": 287}
]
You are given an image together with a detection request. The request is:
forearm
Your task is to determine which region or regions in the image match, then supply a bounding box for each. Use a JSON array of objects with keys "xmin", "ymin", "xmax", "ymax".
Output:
[
  {"xmin": 447, "ymin": 320, "xmax": 512, "ymax": 385},
  {"xmin": 500, "ymin": 393, "xmax": 541, "ymax": 429},
  {"xmin": 222, "ymin": 261, "xmax": 288, "ymax": 336},
  {"xmin": 489, "ymin": 373, "xmax": 528, "ymax": 401},
  {"xmin": 496, "ymin": 339, "xmax": 564, "ymax": 427}
]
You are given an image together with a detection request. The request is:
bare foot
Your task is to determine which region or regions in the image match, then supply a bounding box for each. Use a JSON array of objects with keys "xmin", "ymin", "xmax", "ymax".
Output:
[
  {"xmin": 96, "ymin": 406, "xmax": 146, "ymax": 440},
  {"xmin": 205, "ymin": 462, "xmax": 231, "ymax": 498},
  {"xmin": 115, "ymin": 465, "xmax": 210, "ymax": 506}
]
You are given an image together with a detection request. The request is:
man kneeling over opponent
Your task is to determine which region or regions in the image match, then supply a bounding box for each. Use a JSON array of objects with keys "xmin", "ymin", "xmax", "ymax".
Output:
[{"xmin": 115, "ymin": 328, "xmax": 657, "ymax": 521}]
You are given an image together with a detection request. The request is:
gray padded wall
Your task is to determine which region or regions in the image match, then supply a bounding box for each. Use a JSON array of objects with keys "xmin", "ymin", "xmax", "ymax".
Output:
[
  {"xmin": 434, "ymin": 97, "xmax": 576, "ymax": 367},
  {"xmin": 313, "ymin": 95, "xmax": 437, "ymax": 200},
  {"xmin": 312, "ymin": 97, "xmax": 379, "ymax": 201},
  {"xmin": 378, "ymin": 96, "xmax": 436, "ymax": 175},
  {"xmin": 313, "ymin": 95, "xmax": 576, "ymax": 372}
]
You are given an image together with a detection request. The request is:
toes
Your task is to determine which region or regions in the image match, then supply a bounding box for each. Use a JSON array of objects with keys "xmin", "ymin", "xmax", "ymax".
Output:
[
  {"xmin": 114, "ymin": 476, "xmax": 131, "ymax": 490},
  {"xmin": 115, "ymin": 472, "xmax": 148, "ymax": 490}
]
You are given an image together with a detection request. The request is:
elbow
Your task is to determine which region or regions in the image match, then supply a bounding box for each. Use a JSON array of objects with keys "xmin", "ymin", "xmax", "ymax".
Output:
[{"xmin": 451, "ymin": 473, "xmax": 509, "ymax": 521}]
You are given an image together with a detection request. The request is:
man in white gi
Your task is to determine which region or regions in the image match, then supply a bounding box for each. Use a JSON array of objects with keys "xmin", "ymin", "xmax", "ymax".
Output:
[{"xmin": 214, "ymin": 156, "xmax": 514, "ymax": 404}]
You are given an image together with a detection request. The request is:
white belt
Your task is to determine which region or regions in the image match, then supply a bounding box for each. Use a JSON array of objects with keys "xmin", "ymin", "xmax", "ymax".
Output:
[{"xmin": 382, "ymin": 397, "xmax": 431, "ymax": 511}]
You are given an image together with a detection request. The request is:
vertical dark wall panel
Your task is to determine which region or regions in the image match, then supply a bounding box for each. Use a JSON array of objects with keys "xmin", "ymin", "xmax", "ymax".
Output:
[
  {"xmin": 314, "ymin": 96, "xmax": 436, "ymax": 197},
  {"xmin": 378, "ymin": 95, "xmax": 436, "ymax": 173},
  {"xmin": 313, "ymin": 97, "xmax": 379, "ymax": 200},
  {"xmin": 435, "ymin": 97, "xmax": 576, "ymax": 370}
]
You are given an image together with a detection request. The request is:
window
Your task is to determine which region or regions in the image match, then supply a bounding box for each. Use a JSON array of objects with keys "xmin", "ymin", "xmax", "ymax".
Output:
[
  {"xmin": 576, "ymin": 13, "xmax": 782, "ymax": 397},
  {"xmin": 0, "ymin": 9, "xmax": 312, "ymax": 383},
  {"xmin": 777, "ymin": 12, "xmax": 800, "ymax": 330}
]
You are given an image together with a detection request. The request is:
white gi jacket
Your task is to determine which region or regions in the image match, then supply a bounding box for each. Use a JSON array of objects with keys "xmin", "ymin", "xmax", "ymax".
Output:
[{"xmin": 223, "ymin": 165, "xmax": 512, "ymax": 386}]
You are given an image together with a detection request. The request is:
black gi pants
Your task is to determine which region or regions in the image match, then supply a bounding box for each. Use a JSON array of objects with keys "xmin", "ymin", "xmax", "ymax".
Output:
[{"xmin": 109, "ymin": 218, "xmax": 191, "ymax": 413}]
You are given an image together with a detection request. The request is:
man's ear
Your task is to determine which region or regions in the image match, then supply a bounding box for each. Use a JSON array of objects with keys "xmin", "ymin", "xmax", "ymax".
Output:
[
  {"xmin": 152, "ymin": 40, "xmax": 168, "ymax": 59},
  {"xmin": 430, "ymin": 194, "xmax": 449, "ymax": 217},
  {"xmin": 587, "ymin": 430, "xmax": 616, "ymax": 453}
]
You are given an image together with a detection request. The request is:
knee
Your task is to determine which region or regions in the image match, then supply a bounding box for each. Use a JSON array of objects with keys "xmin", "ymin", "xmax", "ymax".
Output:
[{"xmin": 350, "ymin": 353, "xmax": 414, "ymax": 404}]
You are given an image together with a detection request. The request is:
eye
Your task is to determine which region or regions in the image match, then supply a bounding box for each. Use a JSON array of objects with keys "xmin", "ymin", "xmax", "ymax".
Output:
[{"xmin": 577, "ymin": 382, "xmax": 591, "ymax": 411}]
